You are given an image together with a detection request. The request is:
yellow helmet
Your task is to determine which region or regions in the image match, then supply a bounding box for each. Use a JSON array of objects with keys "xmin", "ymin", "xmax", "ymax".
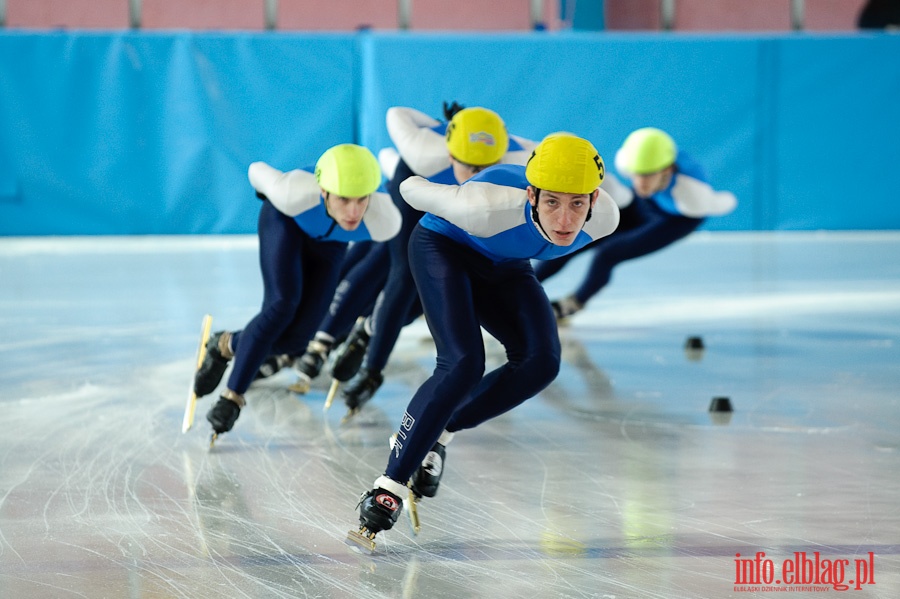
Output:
[
  {"xmin": 445, "ymin": 107, "xmax": 509, "ymax": 166},
  {"xmin": 525, "ymin": 133, "xmax": 604, "ymax": 194},
  {"xmin": 615, "ymin": 127, "xmax": 676, "ymax": 175},
  {"xmin": 315, "ymin": 144, "xmax": 382, "ymax": 197}
]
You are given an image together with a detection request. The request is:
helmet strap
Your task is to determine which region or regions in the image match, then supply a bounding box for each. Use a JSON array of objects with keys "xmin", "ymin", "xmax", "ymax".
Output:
[
  {"xmin": 317, "ymin": 191, "xmax": 339, "ymax": 239},
  {"xmin": 530, "ymin": 188, "xmax": 552, "ymax": 241}
]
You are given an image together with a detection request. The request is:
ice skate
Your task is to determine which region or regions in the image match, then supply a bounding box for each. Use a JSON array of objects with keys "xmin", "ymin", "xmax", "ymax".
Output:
[
  {"xmin": 322, "ymin": 378, "xmax": 341, "ymax": 411},
  {"xmin": 324, "ymin": 317, "xmax": 370, "ymax": 411},
  {"xmin": 406, "ymin": 484, "xmax": 421, "ymax": 535},
  {"xmin": 254, "ymin": 354, "xmax": 290, "ymax": 380},
  {"xmin": 288, "ymin": 338, "xmax": 332, "ymax": 393},
  {"xmin": 287, "ymin": 373, "xmax": 311, "ymax": 394},
  {"xmin": 550, "ymin": 295, "xmax": 583, "ymax": 324},
  {"xmin": 330, "ymin": 317, "xmax": 371, "ymax": 381},
  {"xmin": 340, "ymin": 368, "xmax": 383, "ymax": 422},
  {"xmin": 193, "ymin": 330, "xmax": 233, "ymax": 397},
  {"xmin": 410, "ymin": 442, "xmax": 446, "ymax": 499},
  {"xmin": 206, "ymin": 391, "xmax": 245, "ymax": 448},
  {"xmin": 346, "ymin": 476, "xmax": 406, "ymax": 554},
  {"xmin": 182, "ymin": 314, "xmax": 213, "ymax": 433}
]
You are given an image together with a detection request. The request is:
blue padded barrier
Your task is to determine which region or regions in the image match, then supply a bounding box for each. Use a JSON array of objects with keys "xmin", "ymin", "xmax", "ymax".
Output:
[
  {"xmin": 1, "ymin": 31, "xmax": 898, "ymax": 234},
  {"xmin": 0, "ymin": 32, "xmax": 357, "ymax": 235}
]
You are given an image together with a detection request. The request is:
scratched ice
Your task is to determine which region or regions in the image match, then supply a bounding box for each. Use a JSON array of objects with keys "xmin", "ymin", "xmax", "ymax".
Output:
[{"xmin": 1, "ymin": 233, "xmax": 898, "ymax": 598}]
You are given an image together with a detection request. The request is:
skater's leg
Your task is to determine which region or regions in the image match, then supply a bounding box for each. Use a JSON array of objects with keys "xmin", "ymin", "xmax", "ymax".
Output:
[
  {"xmin": 339, "ymin": 220, "xmax": 421, "ymax": 409},
  {"xmin": 269, "ymin": 238, "xmax": 348, "ymax": 358},
  {"xmin": 292, "ymin": 242, "xmax": 387, "ymax": 383},
  {"xmin": 571, "ymin": 210, "xmax": 702, "ymax": 306},
  {"xmin": 226, "ymin": 203, "xmax": 345, "ymax": 395},
  {"xmin": 319, "ymin": 242, "xmax": 389, "ymax": 340},
  {"xmin": 339, "ymin": 240, "xmax": 373, "ymax": 278},
  {"xmin": 340, "ymin": 176, "xmax": 424, "ymax": 408},
  {"xmin": 446, "ymin": 265, "xmax": 561, "ymax": 432},
  {"xmin": 532, "ymin": 250, "xmax": 576, "ymax": 283},
  {"xmin": 364, "ymin": 190, "xmax": 424, "ymax": 373},
  {"xmin": 382, "ymin": 225, "xmax": 486, "ymax": 486}
]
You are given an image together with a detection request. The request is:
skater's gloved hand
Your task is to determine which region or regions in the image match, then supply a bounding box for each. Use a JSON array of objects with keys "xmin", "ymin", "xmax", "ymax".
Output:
[
  {"xmin": 442, "ymin": 100, "xmax": 465, "ymax": 121},
  {"xmin": 256, "ymin": 191, "xmax": 268, "ymax": 201}
]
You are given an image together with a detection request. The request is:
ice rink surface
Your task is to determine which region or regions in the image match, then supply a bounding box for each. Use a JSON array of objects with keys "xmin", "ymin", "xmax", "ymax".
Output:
[{"xmin": 1, "ymin": 232, "xmax": 898, "ymax": 598}]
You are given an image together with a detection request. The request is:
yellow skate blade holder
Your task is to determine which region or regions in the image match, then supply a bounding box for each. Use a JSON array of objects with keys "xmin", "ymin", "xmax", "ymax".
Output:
[
  {"xmin": 346, "ymin": 527, "xmax": 377, "ymax": 554},
  {"xmin": 340, "ymin": 407, "xmax": 361, "ymax": 424},
  {"xmin": 407, "ymin": 488, "xmax": 421, "ymax": 535},
  {"xmin": 287, "ymin": 373, "xmax": 311, "ymax": 394},
  {"xmin": 323, "ymin": 378, "xmax": 340, "ymax": 411},
  {"xmin": 182, "ymin": 314, "xmax": 213, "ymax": 433},
  {"xmin": 208, "ymin": 432, "xmax": 218, "ymax": 449}
]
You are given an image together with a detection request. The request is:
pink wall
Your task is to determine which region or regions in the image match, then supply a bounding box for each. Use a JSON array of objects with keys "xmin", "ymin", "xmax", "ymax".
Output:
[
  {"xmin": 1, "ymin": 0, "xmax": 874, "ymax": 31},
  {"xmin": 605, "ymin": 0, "xmax": 661, "ymax": 30},
  {"xmin": 804, "ymin": 0, "xmax": 868, "ymax": 30},
  {"xmin": 409, "ymin": 0, "xmax": 535, "ymax": 30},
  {"xmin": 140, "ymin": 0, "xmax": 265, "ymax": 30},
  {"xmin": 674, "ymin": 0, "xmax": 792, "ymax": 31},
  {"xmin": 277, "ymin": 0, "xmax": 397, "ymax": 31},
  {"xmin": 6, "ymin": 0, "xmax": 130, "ymax": 29},
  {"xmin": 604, "ymin": 0, "xmax": 869, "ymax": 31}
]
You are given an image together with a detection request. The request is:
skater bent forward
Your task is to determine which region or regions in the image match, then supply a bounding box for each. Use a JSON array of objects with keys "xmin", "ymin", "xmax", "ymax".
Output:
[
  {"xmin": 192, "ymin": 144, "xmax": 401, "ymax": 441},
  {"xmin": 348, "ymin": 133, "xmax": 620, "ymax": 550},
  {"xmin": 535, "ymin": 127, "xmax": 738, "ymax": 320}
]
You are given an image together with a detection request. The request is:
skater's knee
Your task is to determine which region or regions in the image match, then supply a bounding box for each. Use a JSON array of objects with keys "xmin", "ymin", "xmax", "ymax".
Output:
[
  {"xmin": 519, "ymin": 351, "xmax": 560, "ymax": 387},
  {"xmin": 261, "ymin": 296, "xmax": 302, "ymax": 324},
  {"xmin": 439, "ymin": 353, "xmax": 485, "ymax": 390}
]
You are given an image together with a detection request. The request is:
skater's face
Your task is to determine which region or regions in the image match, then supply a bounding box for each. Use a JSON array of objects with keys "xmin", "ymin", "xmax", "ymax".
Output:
[
  {"xmin": 527, "ymin": 187, "xmax": 599, "ymax": 246},
  {"xmin": 450, "ymin": 155, "xmax": 496, "ymax": 184},
  {"xmin": 322, "ymin": 191, "xmax": 370, "ymax": 231},
  {"xmin": 631, "ymin": 166, "xmax": 674, "ymax": 198}
]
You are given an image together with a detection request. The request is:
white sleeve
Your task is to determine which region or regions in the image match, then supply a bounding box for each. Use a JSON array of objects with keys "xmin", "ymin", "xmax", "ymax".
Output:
[
  {"xmin": 385, "ymin": 107, "xmax": 450, "ymax": 178},
  {"xmin": 361, "ymin": 191, "xmax": 403, "ymax": 242},
  {"xmin": 501, "ymin": 135, "xmax": 538, "ymax": 167},
  {"xmin": 582, "ymin": 188, "xmax": 621, "ymax": 241},
  {"xmin": 378, "ymin": 148, "xmax": 400, "ymax": 181},
  {"xmin": 399, "ymin": 176, "xmax": 527, "ymax": 238},
  {"xmin": 600, "ymin": 171, "xmax": 634, "ymax": 209},
  {"xmin": 671, "ymin": 175, "xmax": 738, "ymax": 218},
  {"xmin": 248, "ymin": 162, "xmax": 320, "ymax": 217}
]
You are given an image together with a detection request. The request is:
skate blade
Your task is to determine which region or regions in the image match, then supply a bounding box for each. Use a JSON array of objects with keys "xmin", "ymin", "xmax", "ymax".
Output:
[
  {"xmin": 182, "ymin": 314, "xmax": 213, "ymax": 433},
  {"xmin": 183, "ymin": 391, "xmax": 199, "ymax": 434},
  {"xmin": 340, "ymin": 407, "xmax": 361, "ymax": 424},
  {"xmin": 407, "ymin": 490, "xmax": 421, "ymax": 535},
  {"xmin": 345, "ymin": 528, "xmax": 377, "ymax": 554},
  {"xmin": 323, "ymin": 379, "xmax": 340, "ymax": 411},
  {"xmin": 209, "ymin": 432, "xmax": 218, "ymax": 449}
]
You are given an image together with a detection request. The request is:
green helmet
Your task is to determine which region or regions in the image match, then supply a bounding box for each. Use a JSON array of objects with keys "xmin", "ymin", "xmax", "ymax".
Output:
[
  {"xmin": 615, "ymin": 128, "xmax": 677, "ymax": 175},
  {"xmin": 315, "ymin": 144, "xmax": 382, "ymax": 197}
]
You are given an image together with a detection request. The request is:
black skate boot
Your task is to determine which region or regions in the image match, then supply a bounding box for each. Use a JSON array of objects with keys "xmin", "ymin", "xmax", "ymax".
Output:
[
  {"xmin": 293, "ymin": 338, "xmax": 333, "ymax": 381},
  {"xmin": 206, "ymin": 391, "xmax": 245, "ymax": 446},
  {"xmin": 255, "ymin": 354, "xmax": 289, "ymax": 380},
  {"xmin": 329, "ymin": 317, "xmax": 371, "ymax": 382},
  {"xmin": 341, "ymin": 368, "xmax": 383, "ymax": 412},
  {"xmin": 550, "ymin": 295, "xmax": 583, "ymax": 322},
  {"xmin": 194, "ymin": 331, "xmax": 232, "ymax": 397},
  {"xmin": 346, "ymin": 476, "xmax": 406, "ymax": 553},
  {"xmin": 410, "ymin": 442, "xmax": 446, "ymax": 498}
]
